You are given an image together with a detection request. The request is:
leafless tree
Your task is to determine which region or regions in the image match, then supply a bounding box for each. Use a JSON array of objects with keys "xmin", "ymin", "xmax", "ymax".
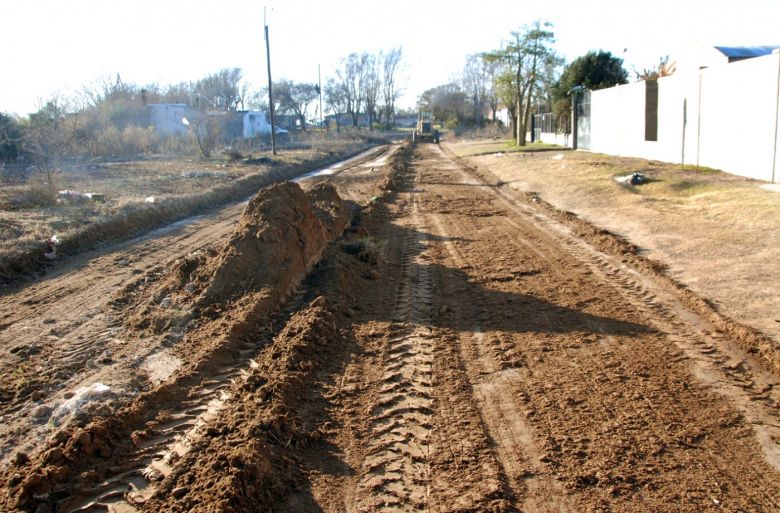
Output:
[
  {"xmin": 461, "ymin": 54, "xmax": 489, "ymax": 126},
  {"xmin": 324, "ymin": 78, "xmax": 348, "ymax": 132},
  {"xmin": 192, "ymin": 68, "xmax": 243, "ymax": 110},
  {"xmin": 274, "ymin": 80, "xmax": 319, "ymax": 129},
  {"xmin": 363, "ymin": 54, "xmax": 381, "ymax": 129},
  {"xmin": 183, "ymin": 111, "xmax": 222, "ymax": 158},
  {"xmin": 333, "ymin": 52, "xmax": 372, "ymax": 127},
  {"xmin": 381, "ymin": 47, "xmax": 403, "ymax": 128}
]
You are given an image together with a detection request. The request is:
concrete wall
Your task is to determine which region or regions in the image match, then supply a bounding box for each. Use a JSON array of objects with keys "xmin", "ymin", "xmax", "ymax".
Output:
[
  {"xmin": 587, "ymin": 51, "xmax": 780, "ymax": 182},
  {"xmin": 148, "ymin": 104, "xmax": 190, "ymax": 136},
  {"xmin": 533, "ymin": 131, "xmax": 570, "ymax": 146}
]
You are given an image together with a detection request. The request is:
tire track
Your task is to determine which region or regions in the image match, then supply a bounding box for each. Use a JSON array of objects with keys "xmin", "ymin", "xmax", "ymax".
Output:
[
  {"xmin": 353, "ymin": 182, "xmax": 434, "ymax": 512},
  {"xmin": 54, "ymin": 284, "xmax": 312, "ymax": 513},
  {"xmin": 433, "ymin": 143, "xmax": 780, "ymax": 509}
]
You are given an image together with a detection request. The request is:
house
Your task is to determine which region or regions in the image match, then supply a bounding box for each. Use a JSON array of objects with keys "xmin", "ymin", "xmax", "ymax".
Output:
[
  {"xmin": 392, "ymin": 115, "xmax": 418, "ymax": 128},
  {"xmin": 489, "ymin": 106, "xmax": 511, "ymax": 127},
  {"xmin": 147, "ymin": 104, "xmax": 192, "ymax": 136}
]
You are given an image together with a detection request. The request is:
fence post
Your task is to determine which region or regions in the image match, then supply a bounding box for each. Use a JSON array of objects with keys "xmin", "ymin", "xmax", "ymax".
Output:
[{"xmin": 571, "ymin": 96, "xmax": 576, "ymax": 150}]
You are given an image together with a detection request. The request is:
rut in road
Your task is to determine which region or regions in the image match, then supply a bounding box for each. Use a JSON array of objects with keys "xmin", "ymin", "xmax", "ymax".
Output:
[{"xmin": 353, "ymin": 193, "xmax": 434, "ymax": 511}]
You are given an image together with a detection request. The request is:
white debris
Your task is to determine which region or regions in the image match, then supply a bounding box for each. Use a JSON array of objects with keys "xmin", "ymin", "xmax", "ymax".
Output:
[
  {"xmin": 494, "ymin": 152, "xmax": 505, "ymax": 157},
  {"xmin": 552, "ymin": 153, "xmax": 564, "ymax": 160},
  {"xmin": 160, "ymin": 296, "xmax": 172, "ymax": 308},
  {"xmin": 614, "ymin": 172, "xmax": 647, "ymax": 186},
  {"xmin": 145, "ymin": 196, "xmax": 156, "ymax": 204},
  {"xmin": 51, "ymin": 383, "xmax": 111, "ymax": 421},
  {"xmin": 44, "ymin": 235, "xmax": 60, "ymax": 260}
]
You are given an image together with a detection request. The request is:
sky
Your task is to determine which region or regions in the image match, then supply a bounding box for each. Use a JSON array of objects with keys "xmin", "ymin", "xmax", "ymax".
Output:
[{"xmin": 2, "ymin": 0, "xmax": 779, "ymax": 117}]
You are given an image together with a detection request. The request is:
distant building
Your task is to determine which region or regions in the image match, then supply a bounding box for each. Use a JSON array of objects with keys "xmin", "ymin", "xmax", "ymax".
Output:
[{"xmin": 147, "ymin": 104, "xmax": 192, "ymax": 136}]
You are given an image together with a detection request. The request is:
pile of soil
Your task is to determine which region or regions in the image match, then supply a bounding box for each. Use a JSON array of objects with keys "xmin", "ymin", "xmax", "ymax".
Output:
[{"xmin": 1, "ymin": 181, "xmax": 353, "ymax": 512}]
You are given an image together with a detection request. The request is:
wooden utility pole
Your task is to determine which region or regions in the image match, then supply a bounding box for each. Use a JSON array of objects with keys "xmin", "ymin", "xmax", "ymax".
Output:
[
  {"xmin": 318, "ymin": 64, "xmax": 323, "ymax": 128},
  {"xmin": 264, "ymin": 9, "xmax": 277, "ymax": 155}
]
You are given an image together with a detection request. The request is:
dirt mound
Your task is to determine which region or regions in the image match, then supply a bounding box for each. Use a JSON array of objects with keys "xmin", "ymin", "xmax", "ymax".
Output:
[
  {"xmin": 143, "ymin": 300, "xmax": 341, "ymax": 513},
  {"xmin": 306, "ymin": 182, "xmax": 352, "ymax": 240},
  {"xmin": 1, "ymin": 181, "xmax": 354, "ymax": 512},
  {"xmin": 199, "ymin": 182, "xmax": 328, "ymax": 302}
]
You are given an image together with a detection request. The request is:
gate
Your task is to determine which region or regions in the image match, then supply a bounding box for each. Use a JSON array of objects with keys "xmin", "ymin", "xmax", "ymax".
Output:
[{"xmin": 575, "ymin": 90, "xmax": 591, "ymax": 150}]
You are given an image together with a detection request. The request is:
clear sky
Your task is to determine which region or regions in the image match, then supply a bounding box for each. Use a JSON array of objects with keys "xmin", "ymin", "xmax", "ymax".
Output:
[{"xmin": 2, "ymin": 0, "xmax": 779, "ymax": 116}]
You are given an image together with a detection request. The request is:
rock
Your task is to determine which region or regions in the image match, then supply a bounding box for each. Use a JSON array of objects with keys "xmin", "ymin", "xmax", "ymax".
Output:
[
  {"xmin": 184, "ymin": 283, "xmax": 196, "ymax": 294},
  {"xmin": 9, "ymin": 472, "xmax": 23, "ymax": 486},
  {"xmin": 172, "ymin": 486, "xmax": 188, "ymax": 499},
  {"xmin": 14, "ymin": 452, "xmax": 29, "ymax": 465},
  {"xmin": 63, "ymin": 391, "xmax": 75, "ymax": 399},
  {"xmin": 31, "ymin": 390, "xmax": 46, "ymax": 401},
  {"xmin": 32, "ymin": 405, "xmax": 52, "ymax": 419},
  {"xmin": 311, "ymin": 296, "xmax": 327, "ymax": 307},
  {"xmin": 160, "ymin": 297, "xmax": 173, "ymax": 308}
]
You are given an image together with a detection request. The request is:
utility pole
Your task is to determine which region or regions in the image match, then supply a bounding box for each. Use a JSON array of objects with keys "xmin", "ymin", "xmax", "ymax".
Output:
[
  {"xmin": 264, "ymin": 8, "xmax": 277, "ymax": 155},
  {"xmin": 318, "ymin": 64, "xmax": 323, "ymax": 128}
]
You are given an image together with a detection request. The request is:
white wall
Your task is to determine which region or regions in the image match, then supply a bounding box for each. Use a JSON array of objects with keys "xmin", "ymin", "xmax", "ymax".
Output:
[
  {"xmin": 242, "ymin": 110, "xmax": 270, "ymax": 138},
  {"xmin": 532, "ymin": 131, "xmax": 570, "ymax": 146},
  {"xmin": 148, "ymin": 104, "xmax": 190, "ymax": 136},
  {"xmin": 587, "ymin": 52, "xmax": 780, "ymax": 182}
]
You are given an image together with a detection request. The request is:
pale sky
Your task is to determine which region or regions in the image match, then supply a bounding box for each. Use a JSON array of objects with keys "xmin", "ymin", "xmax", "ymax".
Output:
[{"xmin": 2, "ymin": 0, "xmax": 779, "ymax": 116}]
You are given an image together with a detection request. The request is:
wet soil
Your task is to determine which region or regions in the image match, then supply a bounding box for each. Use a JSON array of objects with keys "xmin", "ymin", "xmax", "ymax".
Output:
[{"xmin": 2, "ymin": 142, "xmax": 780, "ymax": 512}]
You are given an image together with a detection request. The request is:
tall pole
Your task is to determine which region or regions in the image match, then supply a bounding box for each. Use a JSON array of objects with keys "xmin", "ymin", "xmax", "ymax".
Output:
[
  {"xmin": 318, "ymin": 64, "xmax": 323, "ymax": 128},
  {"xmin": 264, "ymin": 9, "xmax": 277, "ymax": 155}
]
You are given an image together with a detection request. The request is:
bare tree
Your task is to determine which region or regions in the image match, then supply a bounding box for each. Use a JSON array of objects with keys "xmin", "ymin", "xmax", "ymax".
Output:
[
  {"xmin": 381, "ymin": 47, "xmax": 403, "ymax": 128},
  {"xmin": 363, "ymin": 54, "xmax": 381, "ymax": 129},
  {"xmin": 274, "ymin": 80, "xmax": 319, "ymax": 129},
  {"xmin": 461, "ymin": 54, "xmax": 489, "ymax": 126},
  {"xmin": 324, "ymin": 78, "xmax": 348, "ymax": 132},
  {"xmin": 192, "ymin": 68, "xmax": 243, "ymax": 110},
  {"xmin": 183, "ymin": 112, "xmax": 222, "ymax": 158},
  {"xmin": 334, "ymin": 52, "xmax": 372, "ymax": 127}
]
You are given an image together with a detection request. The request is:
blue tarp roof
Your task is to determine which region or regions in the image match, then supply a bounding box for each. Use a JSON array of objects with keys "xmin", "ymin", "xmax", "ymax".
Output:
[{"xmin": 714, "ymin": 46, "xmax": 780, "ymax": 59}]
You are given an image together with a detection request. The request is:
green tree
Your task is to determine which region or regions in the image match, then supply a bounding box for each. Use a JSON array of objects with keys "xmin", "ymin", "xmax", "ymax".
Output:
[
  {"xmin": 484, "ymin": 21, "xmax": 559, "ymax": 145},
  {"xmin": 552, "ymin": 51, "xmax": 628, "ymax": 133},
  {"xmin": 0, "ymin": 113, "xmax": 22, "ymax": 162}
]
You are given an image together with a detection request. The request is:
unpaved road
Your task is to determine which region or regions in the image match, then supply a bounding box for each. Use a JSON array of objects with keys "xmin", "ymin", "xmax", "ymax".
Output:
[{"xmin": 3, "ymin": 143, "xmax": 780, "ymax": 512}]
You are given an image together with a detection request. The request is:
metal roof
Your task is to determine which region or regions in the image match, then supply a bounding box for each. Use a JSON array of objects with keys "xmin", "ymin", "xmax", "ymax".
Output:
[{"xmin": 714, "ymin": 46, "xmax": 780, "ymax": 59}]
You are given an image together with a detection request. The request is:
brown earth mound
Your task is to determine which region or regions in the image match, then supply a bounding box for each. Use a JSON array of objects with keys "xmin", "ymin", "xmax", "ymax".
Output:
[
  {"xmin": 2, "ymin": 181, "xmax": 353, "ymax": 512},
  {"xmin": 200, "ymin": 182, "xmax": 329, "ymax": 302}
]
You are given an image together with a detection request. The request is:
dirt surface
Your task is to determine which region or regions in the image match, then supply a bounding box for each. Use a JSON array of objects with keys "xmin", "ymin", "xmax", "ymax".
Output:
[
  {"xmin": 446, "ymin": 139, "xmax": 780, "ymax": 345},
  {"xmin": 2, "ymin": 142, "xmax": 780, "ymax": 512}
]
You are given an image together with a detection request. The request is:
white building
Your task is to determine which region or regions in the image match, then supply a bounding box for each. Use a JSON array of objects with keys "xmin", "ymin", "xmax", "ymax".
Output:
[{"xmin": 147, "ymin": 104, "xmax": 191, "ymax": 136}]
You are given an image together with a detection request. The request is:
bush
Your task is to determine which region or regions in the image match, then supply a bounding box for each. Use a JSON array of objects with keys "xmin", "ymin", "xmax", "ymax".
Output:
[{"xmin": 92, "ymin": 125, "xmax": 157, "ymax": 158}]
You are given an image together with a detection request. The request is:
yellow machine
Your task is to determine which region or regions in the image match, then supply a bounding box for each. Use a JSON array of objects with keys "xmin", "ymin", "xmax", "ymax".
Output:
[{"xmin": 412, "ymin": 111, "xmax": 440, "ymax": 144}]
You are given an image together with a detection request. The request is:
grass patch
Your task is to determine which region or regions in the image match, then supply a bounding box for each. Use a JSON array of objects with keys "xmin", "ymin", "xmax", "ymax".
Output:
[{"xmin": 449, "ymin": 139, "xmax": 565, "ymax": 158}]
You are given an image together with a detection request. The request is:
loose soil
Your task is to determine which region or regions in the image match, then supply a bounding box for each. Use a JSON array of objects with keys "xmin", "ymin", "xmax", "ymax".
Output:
[
  {"xmin": 2, "ymin": 141, "xmax": 780, "ymax": 512},
  {"xmin": 447, "ymin": 138, "xmax": 780, "ymax": 344}
]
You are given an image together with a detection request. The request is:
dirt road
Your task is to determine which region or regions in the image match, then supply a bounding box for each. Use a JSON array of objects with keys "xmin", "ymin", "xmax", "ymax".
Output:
[{"xmin": 3, "ymin": 143, "xmax": 780, "ymax": 512}]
